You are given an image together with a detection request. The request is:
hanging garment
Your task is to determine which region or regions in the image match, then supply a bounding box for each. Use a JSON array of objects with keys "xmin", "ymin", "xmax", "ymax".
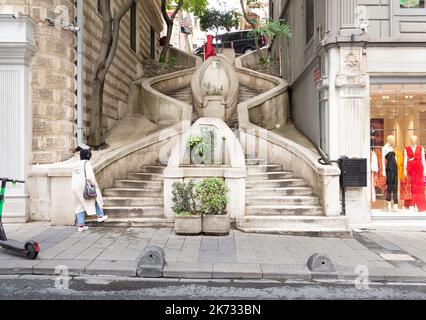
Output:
[
  {"xmin": 396, "ymin": 149, "xmax": 411, "ymax": 201},
  {"xmin": 385, "ymin": 151, "xmax": 398, "ymax": 204},
  {"xmin": 405, "ymin": 145, "xmax": 426, "ymax": 211},
  {"xmin": 374, "ymin": 149, "xmax": 387, "ymax": 195},
  {"xmin": 371, "ymin": 150, "xmax": 379, "ymax": 202}
]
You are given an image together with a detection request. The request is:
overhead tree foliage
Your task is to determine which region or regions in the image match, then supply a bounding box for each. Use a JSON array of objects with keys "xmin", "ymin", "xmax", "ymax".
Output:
[
  {"xmin": 239, "ymin": 0, "xmax": 262, "ymax": 63},
  {"xmin": 160, "ymin": 0, "xmax": 208, "ymax": 62},
  {"xmin": 199, "ymin": 8, "xmax": 240, "ymax": 38},
  {"xmin": 253, "ymin": 19, "xmax": 292, "ymax": 62},
  {"xmin": 89, "ymin": 0, "xmax": 138, "ymax": 148}
]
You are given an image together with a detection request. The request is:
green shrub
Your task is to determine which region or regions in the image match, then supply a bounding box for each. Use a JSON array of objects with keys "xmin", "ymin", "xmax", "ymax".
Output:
[
  {"xmin": 169, "ymin": 57, "xmax": 177, "ymax": 67},
  {"xmin": 172, "ymin": 181, "xmax": 197, "ymax": 216},
  {"xmin": 194, "ymin": 178, "xmax": 228, "ymax": 216}
]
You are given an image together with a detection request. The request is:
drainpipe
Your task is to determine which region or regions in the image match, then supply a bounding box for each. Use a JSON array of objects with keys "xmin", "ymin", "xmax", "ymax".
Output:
[{"xmin": 76, "ymin": 0, "xmax": 84, "ymax": 145}]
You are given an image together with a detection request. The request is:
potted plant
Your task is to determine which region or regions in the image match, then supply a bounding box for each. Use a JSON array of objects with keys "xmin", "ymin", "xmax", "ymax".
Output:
[
  {"xmin": 194, "ymin": 178, "xmax": 230, "ymax": 236},
  {"xmin": 172, "ymin": 181, "xmax": 201, "ymax": 235}
]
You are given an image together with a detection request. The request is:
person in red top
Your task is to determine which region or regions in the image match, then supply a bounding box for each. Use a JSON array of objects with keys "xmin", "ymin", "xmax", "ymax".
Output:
[{"xmin": 204, "ymin": 34, "xmax": 216, "ymax": 60}]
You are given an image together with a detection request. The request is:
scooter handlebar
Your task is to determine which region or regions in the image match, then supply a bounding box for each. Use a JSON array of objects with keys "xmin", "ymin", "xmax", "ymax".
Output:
[{"xmin": 2, "ymin": 178, "xmax": 25, "ymax": 184}]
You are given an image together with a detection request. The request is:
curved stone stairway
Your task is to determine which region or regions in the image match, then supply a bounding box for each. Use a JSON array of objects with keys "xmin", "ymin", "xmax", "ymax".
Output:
[
  {"xmin": 90, "ymin": 71, "xmax": 348, "ymax": 235},
  {"xmin": 87, "ymin": 165, "xmax": 173, "ymax": 227},
  {"xmin": 238, "ymin": 155, "xmax": 349, "ymax": 236}
]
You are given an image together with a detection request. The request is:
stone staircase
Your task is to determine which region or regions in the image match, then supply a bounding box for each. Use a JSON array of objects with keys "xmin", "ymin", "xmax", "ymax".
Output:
[
  {"xmin": 226, "ymin": 85, "xmax": 263, "ymax": 130},
  {"xmin": 162, "ymin": 85, "xmax": 192, "ymax": 105},
  {"xmin": 237, "ymin": 155, "xmax": 350, "ymax": 237},
  {"xmin": 87, "ymin": 165, "xmax": 173, "ymax": 228}
]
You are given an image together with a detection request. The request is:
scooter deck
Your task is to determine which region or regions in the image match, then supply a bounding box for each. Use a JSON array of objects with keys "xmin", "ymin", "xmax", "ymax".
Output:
[{"xmin": 0, "ymin": 239, "xmax": 26, "ymax": 250}]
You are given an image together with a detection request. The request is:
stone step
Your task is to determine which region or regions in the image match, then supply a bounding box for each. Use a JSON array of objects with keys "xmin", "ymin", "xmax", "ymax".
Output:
[
  {"xmin": 103, "ymin": 188, "xmax": 163, "ymax": 198},
  {"xmin": 247, "ymin": 171, "xmax": 294, "ymax": 180},
  {"xmin": 247, "ymin": 165, "xmax": 284, "ymax": 173},
  {"xmin": 103, "ymin": 206, "xmax": 164, "ymax": 218},
  {"xmin": 245, "ymin": 187, "xmax": 314, "ymax": 196},
  {"xmin": 87, "ymin": 217, "xmax": 174, "ymax": 228},
  {"xmin": 113, "ymin": 180, "xmax": 163, "ymax": 190},
  {"xmin": 246, "ymin": 196, "xmax": 320, "ymax": 206},
  {"xmin": 246, "ymin": 205, "xmax": 323, "ymax": 216},
  {"xmin": 103, "ymin": 197, "xmax": 163, "ymax": 207},
  {"xmin": 138, "ymin": 166, "xmax": 166, "ymax": 174},
  {"xmin": 246, "ymin": 179, "xmax": 306, "ymax": 188},
  {"xmin": 246, "ymin": 158, "xmax": 268, "ymax": 165},
  {"xmin": 236, "ymin": 216, "xmax": 351, "ymax": 237},
  {"xmin": 127, "ymin": 172, "xmax": 164, "ymax": 181}
]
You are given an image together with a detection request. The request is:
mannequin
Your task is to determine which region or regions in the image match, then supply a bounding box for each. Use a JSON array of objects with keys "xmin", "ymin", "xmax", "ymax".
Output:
[
  {"xmin": 404, "ymin": 135, "xmax": 426, "ymax": 212},
  {"xmin": 382, "ymin": 135, "xmax": 398, "ymax": 211}
]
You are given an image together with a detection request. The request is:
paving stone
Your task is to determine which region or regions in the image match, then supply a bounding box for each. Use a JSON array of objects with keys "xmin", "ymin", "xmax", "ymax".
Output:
[
  {"xmin": 213, "ymin": 263, "xmax": 262, "ymax": 279},
  {"xmin": 74, "ymin": 247, "xmax": 105, "ymax": 260},
  {"xmin": 85, "ymin": 260, "xmax": 137, "ymax": 277},
  {"xmin": 379, "ymin": 267, "xmax": 426, "ymax": 283},
  {"xmin": 95, "ymin": 248, "xmax": 141, "ymax": 261},
  {"xmin": 261, "ymin": 264, "xmax": 312, "ymax": 281},
  {"xmin": 33, "ymin": 260, "xmax": 91, "ymax": 275},
  {"xmin": 0, "ymin": 260, "xmax": 40, "ymax": 275},
  {"xmin": 163, "ymin": 262, "xmax": 213, "ymax": 279}
]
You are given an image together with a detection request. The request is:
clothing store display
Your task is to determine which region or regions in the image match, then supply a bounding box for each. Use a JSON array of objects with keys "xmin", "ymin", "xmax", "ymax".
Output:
[{"xmin": 404, "ymin": 145, "xmax": 426, "ymax": 211}]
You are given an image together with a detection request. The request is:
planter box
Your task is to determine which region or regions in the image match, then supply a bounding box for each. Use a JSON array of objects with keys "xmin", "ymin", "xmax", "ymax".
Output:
[
  {"xmin": 175, "ymin": 215, "xmax": 202, "ymax": 235},
  {"xmin": 202, "ymin": 215, "xmax": 230, "ymax": 236}
]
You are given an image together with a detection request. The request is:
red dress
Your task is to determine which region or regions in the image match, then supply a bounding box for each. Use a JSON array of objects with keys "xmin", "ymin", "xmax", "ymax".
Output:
[{"xmin": 404, "ymin": 146, "xmax": 426, "ymax": 211}]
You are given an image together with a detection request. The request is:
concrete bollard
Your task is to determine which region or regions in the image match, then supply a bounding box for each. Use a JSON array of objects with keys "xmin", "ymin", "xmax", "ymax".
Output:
[
  {"xmin": 137, "ymin": 246, "xmax": 166, "ymax": 278},
  {"xmin": 307, "ymin": 253, "xmax": 337, "ymax": 280}
]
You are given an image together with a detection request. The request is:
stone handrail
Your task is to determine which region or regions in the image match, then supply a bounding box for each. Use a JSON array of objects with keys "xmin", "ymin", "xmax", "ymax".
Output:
[
  {"xmin": 136, "ymin": 68, "xmax": 195, "ymax": 125},
  {"xmin": 235, "ymin": 50, "xmax": 289, "ymax": 130},
  {"xmin": 235, "ymin": 50, "xmax": 341, "ymax": 217},
  {"xmin": 166, "ymin": 46, "xmax": 203, "ymax": 68}
]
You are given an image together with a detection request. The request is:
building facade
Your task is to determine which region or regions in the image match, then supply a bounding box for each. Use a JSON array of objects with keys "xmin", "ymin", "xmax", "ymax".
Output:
[
  {"xmin": 271, "ymin": 0, "xmax": 426, "ymax": 226},
  {"xmin": 0, "ymin": 0, "xmax": 163, "ymax": 222}
]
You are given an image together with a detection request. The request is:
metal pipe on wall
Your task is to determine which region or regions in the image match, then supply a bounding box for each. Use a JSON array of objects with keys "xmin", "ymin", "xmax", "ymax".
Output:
[{"xmin": 76, "ymin": 0, "xmax": 84, "ymax": 145}]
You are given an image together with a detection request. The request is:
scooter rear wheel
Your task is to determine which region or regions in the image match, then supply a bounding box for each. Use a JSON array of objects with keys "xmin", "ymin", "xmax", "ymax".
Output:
[{"xmin": 25, "ymin": 243, "xmax": 38, "ymax": 260}]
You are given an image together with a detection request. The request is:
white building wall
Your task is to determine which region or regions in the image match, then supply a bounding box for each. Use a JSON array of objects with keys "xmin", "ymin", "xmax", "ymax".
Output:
[{"xmin": 0, "ymin": 15, "xmax": 35, "ymax": 223}]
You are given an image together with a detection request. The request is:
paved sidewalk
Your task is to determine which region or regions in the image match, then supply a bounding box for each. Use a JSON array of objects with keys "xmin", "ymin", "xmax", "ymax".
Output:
[{"xmin": 2, "ymin": 223, "xmax": 426, "ymax": 283}]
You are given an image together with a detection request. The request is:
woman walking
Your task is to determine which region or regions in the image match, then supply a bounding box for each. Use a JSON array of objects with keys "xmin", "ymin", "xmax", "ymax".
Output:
[{"xmin": 72, "ymin": 149, "xmax": 108, "ymax": 231}]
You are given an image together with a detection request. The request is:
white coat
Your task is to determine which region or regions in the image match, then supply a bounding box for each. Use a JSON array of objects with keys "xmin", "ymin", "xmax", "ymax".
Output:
[{"xmin": 72, "ymin": 160, "xmax": 104, "ymax": 216}]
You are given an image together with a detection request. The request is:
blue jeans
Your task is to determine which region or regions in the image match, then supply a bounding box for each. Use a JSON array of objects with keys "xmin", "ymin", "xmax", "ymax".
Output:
[{"xmin": 76, "ymin": 202, "xmax": 104, "ymax": 226}]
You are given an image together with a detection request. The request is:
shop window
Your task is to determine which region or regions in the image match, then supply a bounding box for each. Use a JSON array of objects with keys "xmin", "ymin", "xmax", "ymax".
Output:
[
  {"xmin": 370, "ymin": 82, "xmax": 426, "ymax": 213},
  {"xmin": 400, "ymin": 0, "xmax": 425, "ymax": 8},
  {"xmin": 305, "ymin": 0, "xmax": 315, "ymax": 44}
]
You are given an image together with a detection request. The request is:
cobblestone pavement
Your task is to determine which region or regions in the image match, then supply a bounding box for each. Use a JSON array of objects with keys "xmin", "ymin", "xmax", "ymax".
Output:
[{"xmin": 2, "ymin": 223, "xmax": 426, "ymax": 283}]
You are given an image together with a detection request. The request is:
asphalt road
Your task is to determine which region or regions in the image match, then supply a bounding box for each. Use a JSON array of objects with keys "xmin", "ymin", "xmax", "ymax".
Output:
[{"xmin": 1, "ymin": 276, "xmax": 426, "ymax": 300}]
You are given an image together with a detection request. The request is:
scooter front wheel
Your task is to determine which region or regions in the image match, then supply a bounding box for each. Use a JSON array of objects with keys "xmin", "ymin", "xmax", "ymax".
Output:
[{"xmin": 25, "ymin": 243, "xmax": 39, "ymax": 260}]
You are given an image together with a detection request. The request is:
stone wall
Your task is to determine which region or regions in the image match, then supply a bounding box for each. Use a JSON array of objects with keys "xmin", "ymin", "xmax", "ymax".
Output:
[
  {"xmin": 82, "ymin": 0, "xmax": 163, "ymax": 137},
  {"xmin": 1, "ymin": 0, "xmax": 77, "ymax": 164},
  {"xmin": 1, "ymin": 0, "xmax": 163, "ymax": 164}
]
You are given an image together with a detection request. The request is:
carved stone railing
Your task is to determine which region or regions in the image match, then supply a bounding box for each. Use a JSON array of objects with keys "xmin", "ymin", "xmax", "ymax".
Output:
[
  {"xmin": 235, "ymin": 49, "xmax": 341, "ymax": 217},
  {"xmin": 135, "ymin": 68, "xmax": 195, "ymax": 125}
]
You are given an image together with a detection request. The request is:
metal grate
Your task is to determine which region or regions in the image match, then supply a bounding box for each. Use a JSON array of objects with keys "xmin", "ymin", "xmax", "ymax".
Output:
[{"xmin": 338, "ymin": 157, "xmax": 368, "ymax": 188}]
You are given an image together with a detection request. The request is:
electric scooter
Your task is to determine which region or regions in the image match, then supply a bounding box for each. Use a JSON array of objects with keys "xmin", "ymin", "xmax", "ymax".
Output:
[{"xmin": 0, "ymin": 178, "xmax": 40, "ymax": 260}]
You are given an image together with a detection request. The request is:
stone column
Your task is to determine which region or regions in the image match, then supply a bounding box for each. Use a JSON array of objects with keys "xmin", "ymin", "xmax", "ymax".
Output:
[
  {"xmin": 326, "ymin": 45, "xmax": 371, "ymax": 225},
  {"xmin": 0, "ymin": 15, "xmax": 36, "ymax": 223}
]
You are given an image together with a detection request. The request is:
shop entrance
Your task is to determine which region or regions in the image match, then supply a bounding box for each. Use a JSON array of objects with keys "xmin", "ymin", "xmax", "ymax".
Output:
[{"xmin": 370, "ymin": 81, "xmax": 426, "ymax": 218}]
